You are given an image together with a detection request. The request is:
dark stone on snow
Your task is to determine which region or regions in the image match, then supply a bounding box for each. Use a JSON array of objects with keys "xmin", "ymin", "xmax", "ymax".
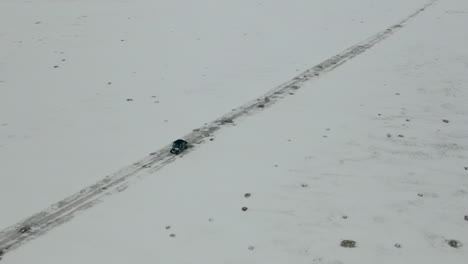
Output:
[
  {"xmin": 448, "ymin": 240, "xmax": 462, "ymax": 248},
  {"xmin": 442, "ymin": 119, "xmax": 450, "ymax": 123},
  {"xmin": 340, "ymin": 240, "xmax": 356, "ymax": 248},
  {"xmin": 244, "ymin": 193, "xmax": 251, "ymax": 198},
  {"xmin": 242, "ymin": 207, "xmax": 248, "ymax": 212}
]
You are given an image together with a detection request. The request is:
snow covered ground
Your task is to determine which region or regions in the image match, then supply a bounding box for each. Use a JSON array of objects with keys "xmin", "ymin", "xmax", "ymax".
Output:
[{"xmin": 1, "ymin": 0, "xmax": 468, "ymax": 263}]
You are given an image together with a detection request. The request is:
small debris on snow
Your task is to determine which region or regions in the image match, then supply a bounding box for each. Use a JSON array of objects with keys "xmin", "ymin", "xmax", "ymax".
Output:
[
  {"xmin": 394, "ymin": 243, "xmax": 402, "ymax": 248},
  {"xmin": 406, "ymin": 119, "xmax": 410, "ymax": 122},
  {"xmin": 107, "ymin": 82, "xmax": 112, "ymax": 85},
  {"xmin": 208, "ymin": 218, "xmax": 214, "ymax": 222},
  {"xmin": 242, "ymin": 207, "xmax": 248, "ymax": 212},
  {"xmin": 248, "ymin": 246, "xmax": 255, "ymax": 250},
  {"xmin": 340, "ymin": 240, "xmax": 356, "ymax": 248},
  {"xmin": 142, "ymin": 164, "xmax": 151, "ymax": 168},
  {"xmin": 464, "ymin": 167, "xmax": 468, "ymax": 171},
  {"xmin": 464, "ymin": 215, "xmax": 468, "ymax": 221},
  {"xmin": 442, "ymin": 119, "xmax": 450, "ymax": 123},
  {"xmin": 301, "ymin": 183, "xmax": 309, "ymax": 188},
  {"xmin": 150, "ymin": 152, "xmax": 157, "ymax": 155},
  {"xmin": 395, "ymin": 93, "xmax": 400, "ymax": 95},
  {"xmin": 257, "ymin": 104, "xmax": 264, "ymax": 108},
  {"xmin": 220, "ymin": 119, "xmax": 234, "ymax": 124},
  {"xmin": 418, "ymin": 193, "xmax": 424, "ymax": 197},
  {"xmin": 170, "ymin": 234, "xmax": 176, "ymax": 238},
  {"xmin": 447, "ymin": 240, "xmax": 462, "ymax": 248},
  {"xmin": 244, "ymin": 193, "xmax": 251, "ymax": 198},
  {"xmin": 53, "ymin": 65, "xmax": 59, "ymax": 68},
  {"xmin": 398, "ymin": 134, "xmax": 404, "ymax": 138},
  {"xmin": 209, "ymin": 138, "xmax": 214, "ymax": 141},
  {"xmin": 274, "ymin": 165, "xmax": 278, "ymax": 167},
  {"xmin": 165, "ymin": 225, "xmax": 171, "ymax": 230},
  {"xmin": 126, "ymin": 98, "xmax": 133, "ymax": 102},
  {"xmin": 19, "ymin": 226, "xmax": 31, "ymax": 234},
  {"xmin": 342, "ymin": 215, "xmax": 348, "ymax": 219},
  {"xmin": 387, "ymin": 133, "xmax": 392, "ymax": 138}
]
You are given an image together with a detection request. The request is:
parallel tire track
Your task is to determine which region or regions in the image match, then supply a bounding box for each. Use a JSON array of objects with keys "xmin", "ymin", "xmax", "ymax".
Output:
[{"xmin": 0, "ymin": 0, "xmax": 438, "ymax": 258}]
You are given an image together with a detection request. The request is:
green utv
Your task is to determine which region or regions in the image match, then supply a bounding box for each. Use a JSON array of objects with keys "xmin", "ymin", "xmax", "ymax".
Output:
[{"xmin": 170, "ymin": 139, "xmax": 188, "ymax": 155}]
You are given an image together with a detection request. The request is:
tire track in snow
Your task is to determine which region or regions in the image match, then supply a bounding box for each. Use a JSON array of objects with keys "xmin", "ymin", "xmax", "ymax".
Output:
[{"xmin": 0, "ymin": 0, "xmax": 438, "ymax": 258}]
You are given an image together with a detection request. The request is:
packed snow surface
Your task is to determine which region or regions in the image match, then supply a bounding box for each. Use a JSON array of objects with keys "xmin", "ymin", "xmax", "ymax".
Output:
[{"xmin": 1, "ymin": 0, "xmax": 467, "ymax": 263}]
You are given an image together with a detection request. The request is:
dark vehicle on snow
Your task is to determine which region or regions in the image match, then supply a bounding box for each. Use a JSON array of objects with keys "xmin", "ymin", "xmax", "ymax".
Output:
[{"xmin": 170, "ymin": 139, "xmax": 188, "ymax": 154}]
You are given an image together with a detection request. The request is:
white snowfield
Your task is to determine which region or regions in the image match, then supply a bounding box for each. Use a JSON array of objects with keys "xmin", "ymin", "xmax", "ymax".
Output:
[{"xmin": 1, "ymin": 0, "xmax": 467, "ymax": 263}]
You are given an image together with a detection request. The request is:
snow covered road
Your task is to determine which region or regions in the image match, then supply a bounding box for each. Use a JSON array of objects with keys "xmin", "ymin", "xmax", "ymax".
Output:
[{"xmin": 0, "ymin": 0, "xmax": 439, "ymax": 256}]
